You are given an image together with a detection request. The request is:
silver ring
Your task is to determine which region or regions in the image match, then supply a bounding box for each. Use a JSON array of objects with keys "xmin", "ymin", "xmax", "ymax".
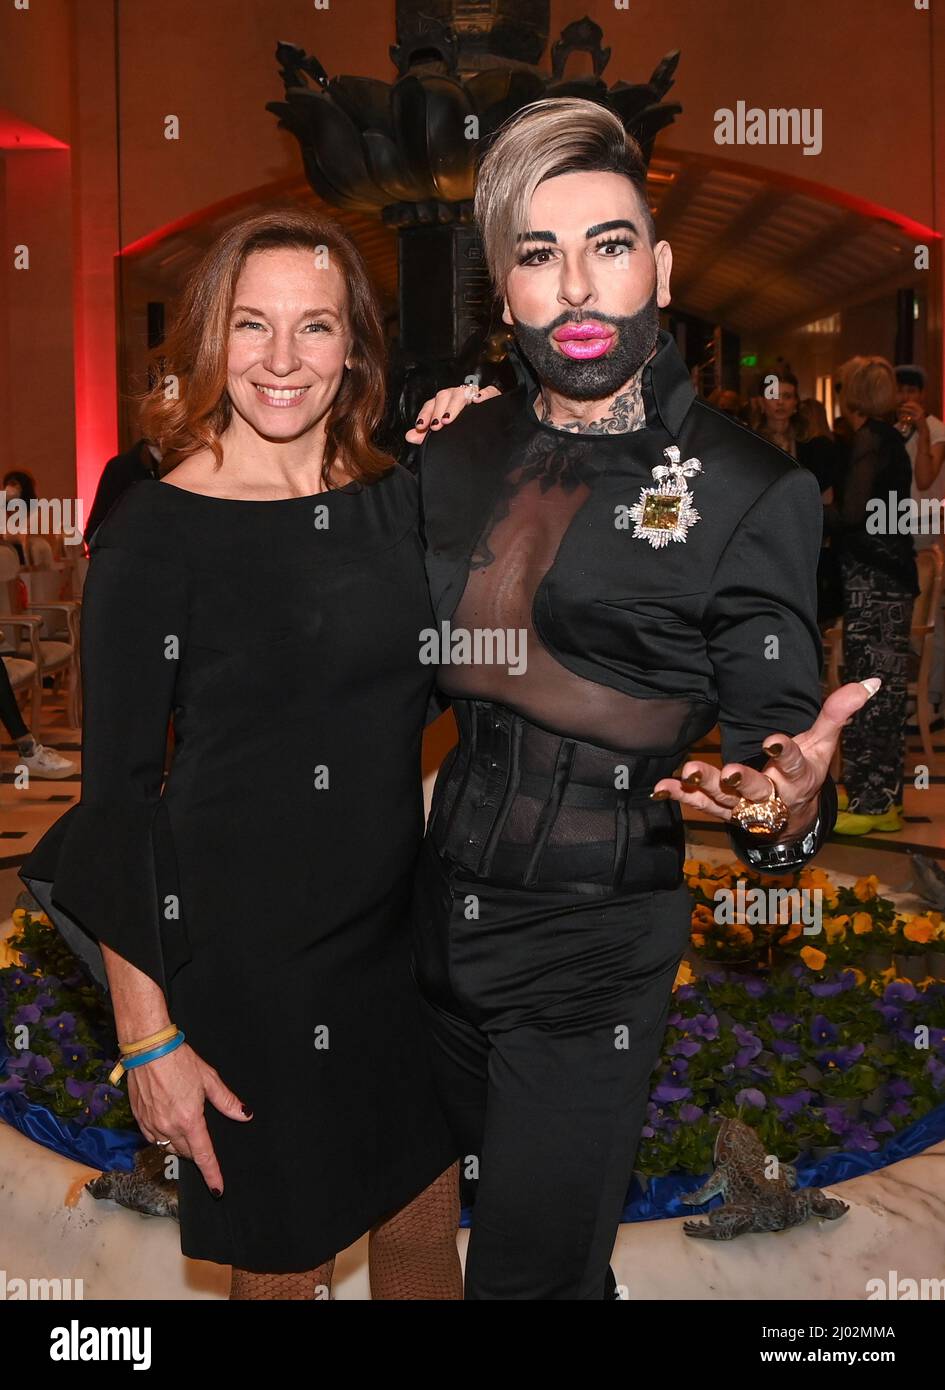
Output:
[{"xmin": 155, "ymin": 1138, "xmax": 172, "ymax": 1148}]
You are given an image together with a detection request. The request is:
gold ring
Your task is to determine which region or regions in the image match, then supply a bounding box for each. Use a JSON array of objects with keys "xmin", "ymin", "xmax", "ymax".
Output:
[{"xmin": 731, "ymin": 774, "xmax": 790, "ymax": 837}]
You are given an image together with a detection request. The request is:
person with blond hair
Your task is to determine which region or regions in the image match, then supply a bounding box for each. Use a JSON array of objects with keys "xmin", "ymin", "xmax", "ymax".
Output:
[
  {"xmin": 829, "ymin": 355, "xmax": 919, "ymax": 834},
  {"xmin": 409, "ymin": 96, "xmax": 876, "ymax": 1298}
]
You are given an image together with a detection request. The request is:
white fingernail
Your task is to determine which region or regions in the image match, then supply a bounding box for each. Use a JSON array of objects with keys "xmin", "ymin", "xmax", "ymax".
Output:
[{"xmin": 861, "ymin": 677, "xmax": 882, "ymax": 697}]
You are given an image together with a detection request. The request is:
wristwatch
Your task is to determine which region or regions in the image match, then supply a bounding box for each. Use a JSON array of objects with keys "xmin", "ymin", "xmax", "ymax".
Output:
[{"xmin": 727, "ymin": 771, "xmax": 839, "ymax": 875}]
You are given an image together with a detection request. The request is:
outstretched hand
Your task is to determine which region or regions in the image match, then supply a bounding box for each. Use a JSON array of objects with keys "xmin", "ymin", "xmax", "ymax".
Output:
[{"xmin": 650, "ymin": 677, "xmax": 882, "ymax": 838}]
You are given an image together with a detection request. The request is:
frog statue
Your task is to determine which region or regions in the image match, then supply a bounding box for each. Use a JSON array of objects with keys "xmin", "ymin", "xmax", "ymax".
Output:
[{"xmin": 680, "ymin": 1117, "xmax": 850, "ymax": 1239}]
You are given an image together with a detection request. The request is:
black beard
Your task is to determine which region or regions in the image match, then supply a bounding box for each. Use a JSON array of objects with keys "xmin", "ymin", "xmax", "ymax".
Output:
[{"xmin": 509, "ymin": 290, "xmax": 661, "ymax": 401}]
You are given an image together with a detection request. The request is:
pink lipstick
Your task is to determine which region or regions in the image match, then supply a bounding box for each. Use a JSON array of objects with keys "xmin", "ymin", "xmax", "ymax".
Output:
[{"xmin": 552, "ymin": 322, "xmax": 615, "ymax": 360}]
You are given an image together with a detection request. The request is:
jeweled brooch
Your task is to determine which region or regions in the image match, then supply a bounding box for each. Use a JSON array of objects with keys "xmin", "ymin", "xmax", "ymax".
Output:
[{"xmin": 629, "ymin": 444, "xmax": 703, "ymax": 549}]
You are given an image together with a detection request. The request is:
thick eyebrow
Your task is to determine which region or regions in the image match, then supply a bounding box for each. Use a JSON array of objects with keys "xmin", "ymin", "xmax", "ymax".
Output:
[
  {"xmin": 586, "ymin": 219, "xmax": 640, "ymax": 238},
  {"xmin": 516, "ymin": 219, "xmax": 640, "ymax": 245},
  {"xmin": 231, "ymin": 305, "xmax": 340, "ymax": 319}
]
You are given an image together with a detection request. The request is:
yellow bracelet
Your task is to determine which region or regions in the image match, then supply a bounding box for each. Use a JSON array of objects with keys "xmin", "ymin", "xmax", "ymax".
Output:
[{"xmin": 118, "ymin": 1024, "xmax": 179, "ymax": 1056}]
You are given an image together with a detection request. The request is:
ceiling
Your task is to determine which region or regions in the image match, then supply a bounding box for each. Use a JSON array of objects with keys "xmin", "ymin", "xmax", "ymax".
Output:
[
  {"xmin": 123, "ymin": 156, "xmax": 923, "ymax": 340},
  {"xmin": 647, "ymin": 153, "xmax": 922, "ymax": 338}
]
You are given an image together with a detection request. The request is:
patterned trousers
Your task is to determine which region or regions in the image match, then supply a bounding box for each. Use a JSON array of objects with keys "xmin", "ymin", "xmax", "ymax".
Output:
[{"xmin": 840, "ymin": 554, "xmax": 913, "ymax": 814}]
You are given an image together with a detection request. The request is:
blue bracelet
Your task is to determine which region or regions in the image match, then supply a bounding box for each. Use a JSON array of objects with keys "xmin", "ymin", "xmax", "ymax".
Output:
[{"xmin": 122, "ymin": 1030, "xmax": 186, "ymax": 1071}]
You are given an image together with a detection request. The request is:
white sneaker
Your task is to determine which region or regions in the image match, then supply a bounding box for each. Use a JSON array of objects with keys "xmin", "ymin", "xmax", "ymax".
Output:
[{"xmin": 19, "ymin": 743, "xmax": 76, "ymax": 779}]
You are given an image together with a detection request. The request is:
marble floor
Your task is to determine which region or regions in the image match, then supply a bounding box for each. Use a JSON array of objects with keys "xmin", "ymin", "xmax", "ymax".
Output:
[{"xmin": 1, "ymin": 1114, "xmax": 942, "ymax": 1300}]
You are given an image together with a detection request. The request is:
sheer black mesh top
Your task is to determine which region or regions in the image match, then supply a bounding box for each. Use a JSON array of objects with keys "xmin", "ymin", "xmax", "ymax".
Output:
[
  {"xmin": 438, "ymin": 409, "xmax": 716, "ymax": 754},
  {"xmin": 417, "ymin": 330, "xmax": 831, "ymax": 890}
]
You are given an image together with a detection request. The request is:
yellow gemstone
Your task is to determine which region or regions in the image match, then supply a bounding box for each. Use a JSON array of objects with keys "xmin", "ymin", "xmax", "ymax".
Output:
[{"xmin": 642, "ymin": 493, "xmax": 682, "ymax": 529}]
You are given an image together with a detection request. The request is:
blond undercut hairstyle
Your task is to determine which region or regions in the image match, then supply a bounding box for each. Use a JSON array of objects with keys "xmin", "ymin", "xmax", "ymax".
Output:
[{"xmin": 473, "ymin": 97, "xmax": 656, "ymax": 302}]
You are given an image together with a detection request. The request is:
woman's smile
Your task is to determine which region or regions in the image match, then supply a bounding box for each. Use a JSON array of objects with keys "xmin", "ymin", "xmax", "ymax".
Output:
[{"xmin": 252, "ymin": 383, "xmax": 311, "ymax": 407}]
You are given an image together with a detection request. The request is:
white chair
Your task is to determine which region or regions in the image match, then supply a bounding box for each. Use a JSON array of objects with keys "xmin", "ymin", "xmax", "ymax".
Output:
[
  {"xmin": 0, "ymin": 650, "xmax": 40, "ymax": 733},
  {"xmin": 0, "ymin": 545, "xmax": 81, "ymax": 728}
]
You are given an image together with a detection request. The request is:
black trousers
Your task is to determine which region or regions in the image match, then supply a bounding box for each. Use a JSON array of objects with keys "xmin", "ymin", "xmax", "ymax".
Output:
[
  {"xmin": 410, "ymin": 837, "xmax": 694, "ymax": 1300},
  {"xmin": 0, "ymin": 656, "xmax": 29, "ymax": 740}
]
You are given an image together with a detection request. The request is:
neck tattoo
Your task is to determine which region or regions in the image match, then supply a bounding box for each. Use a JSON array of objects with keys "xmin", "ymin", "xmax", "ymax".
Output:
[{"xmin": 536, "ymin": 373, "xmax": 646, "ymax": 435}]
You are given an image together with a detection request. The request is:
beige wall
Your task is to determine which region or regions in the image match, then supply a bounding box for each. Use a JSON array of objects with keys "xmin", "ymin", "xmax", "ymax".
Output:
[
  {"xmin": 1, "ymin": 0, "xmax": 943, "ymax": 499},
  {"xmin": 0, "ymin": 150, "xmax": 74, "ymax": 487},
  {"xmin": 109, "ymin": 0, "xmax": 940, "ymax": 244}
]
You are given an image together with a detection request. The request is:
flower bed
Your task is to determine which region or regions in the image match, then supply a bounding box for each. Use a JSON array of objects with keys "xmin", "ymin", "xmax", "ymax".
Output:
[
  {"xmin": 4, "ymin": 865, "xmax": 945, "ymax": 1191},
  {"xmin": 0, "ymin": 908, "xmax": 145, "ymax": 1171},
  {"xmin": 632, "ymin": 859, "xmax": 945, "ymax": 1180}
]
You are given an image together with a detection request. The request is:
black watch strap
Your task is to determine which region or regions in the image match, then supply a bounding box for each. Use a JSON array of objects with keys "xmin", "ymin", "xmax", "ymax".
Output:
[{"xmin": 727, "ymin": 774, "xmax": 838, "ymax": 875}]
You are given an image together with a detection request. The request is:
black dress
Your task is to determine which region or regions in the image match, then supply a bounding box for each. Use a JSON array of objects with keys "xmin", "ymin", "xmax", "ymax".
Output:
[{"xmin": 20, "ymin": 466, "xmax": 459, "ymax": 1273}]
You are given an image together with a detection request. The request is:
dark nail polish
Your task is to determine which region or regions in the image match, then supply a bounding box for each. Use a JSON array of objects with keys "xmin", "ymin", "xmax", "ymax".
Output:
[
  {"xmin": 430, "ymin": 418, "xmax": 439, "ymax": 426},
  {"xmin": 211, "ymin": 1187, "xmax": 223, "ymax": 1199},
  {"xmin": 680, "ymin": 773, "xmax": 702, "ymax": 788},
  {"xmin": 415, "ymin": 417, "xmax": 423, "ymax": 426},
  {"xmin": 241, "ymin": 1104, "xmax": 253, "ymax": 1117},
  {"xmin": 765, "ymin": 743, "xmax": 783, "ymax": 757},
  {"xmin": 442, "ymin": 411, "xmax": 450, "ymax": 419},
  {"xmin": 720, "ymin": 773, "xmax": 742, "ymax": 789},
  {"xmin": 650, "ymin": 790, "xmax": 671, "ymax": 799}
]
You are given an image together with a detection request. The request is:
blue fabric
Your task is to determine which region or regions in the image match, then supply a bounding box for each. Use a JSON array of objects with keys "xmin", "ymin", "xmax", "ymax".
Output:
[
  {"xmin": 4, "ymin": 1024, "xmax": 944, "ymax": 1204},
  {"xmin": 0, "ymin": 1033, "xmax": 145, "ymax": 1172},
  {"xmin": 621, "ymin": 1097, "xmax": 945, "ymax": 1224},
  {"xmin": 457, "ymin": 1098, "xmax": 945, "ymax": 1228}
]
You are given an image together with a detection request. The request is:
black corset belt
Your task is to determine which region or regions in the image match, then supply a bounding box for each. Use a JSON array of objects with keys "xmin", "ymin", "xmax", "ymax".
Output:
[{"xmin": 426, "ymin": 699, "xmax": 688, "ymax": 895}]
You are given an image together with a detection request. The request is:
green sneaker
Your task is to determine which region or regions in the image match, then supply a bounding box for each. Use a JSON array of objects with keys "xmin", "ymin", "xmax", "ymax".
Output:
[
  {"xmin": 834, "ymin": 809, "xmax": 876, "ymax": 835},
  {"xmin": 834, "ymin": 806, "xmax": 904, "ymax": 835},
  {"xmin": 862, "ymin": 806, "xmax": 905, "ymax": 833}
]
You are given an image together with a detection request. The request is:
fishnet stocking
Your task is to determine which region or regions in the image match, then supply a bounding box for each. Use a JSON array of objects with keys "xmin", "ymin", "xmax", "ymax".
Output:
[
  {"xmin": 368, "ymin": 1160, "xmax": 462, "ymax": 1300},
  {"xmin": 227, "ymin": 1161, "xmax": 462, "ymax": 1300},
  {"xmin": 229, "ymin": 1257, "xmax": 335, "ymax": 1300}
]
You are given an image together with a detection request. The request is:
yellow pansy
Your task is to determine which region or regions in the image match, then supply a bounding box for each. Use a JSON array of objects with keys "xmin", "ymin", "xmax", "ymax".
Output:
[
  {"xmin": 903, "ymin": 916, "xmax": 935, "ymax": 944},
  {"xmin": 673, "ymin": 959, "xmax": 696, "ymax": 991},
  {"xmin": 853, "ymin": 875, "xmax": 880, "ymax": 902},
  {"xmin": 800, "ymin": 946, "xmax": 827, "ymax": 970}
]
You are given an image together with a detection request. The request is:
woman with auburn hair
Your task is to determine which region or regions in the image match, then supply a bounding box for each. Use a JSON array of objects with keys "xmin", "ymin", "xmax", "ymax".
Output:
[
  {"xmin": 829, "ymin": 355, "xmax": 919, "ymax": 834},
  {"xmin": 19, "ymin": 207, "xmax": 465, "ymax": 1298}
]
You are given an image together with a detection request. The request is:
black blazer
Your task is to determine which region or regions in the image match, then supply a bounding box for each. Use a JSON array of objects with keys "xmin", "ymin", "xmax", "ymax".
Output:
[{"xmin": 417, "ymin": 329, "xmax": 838, "ymax": 869}]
